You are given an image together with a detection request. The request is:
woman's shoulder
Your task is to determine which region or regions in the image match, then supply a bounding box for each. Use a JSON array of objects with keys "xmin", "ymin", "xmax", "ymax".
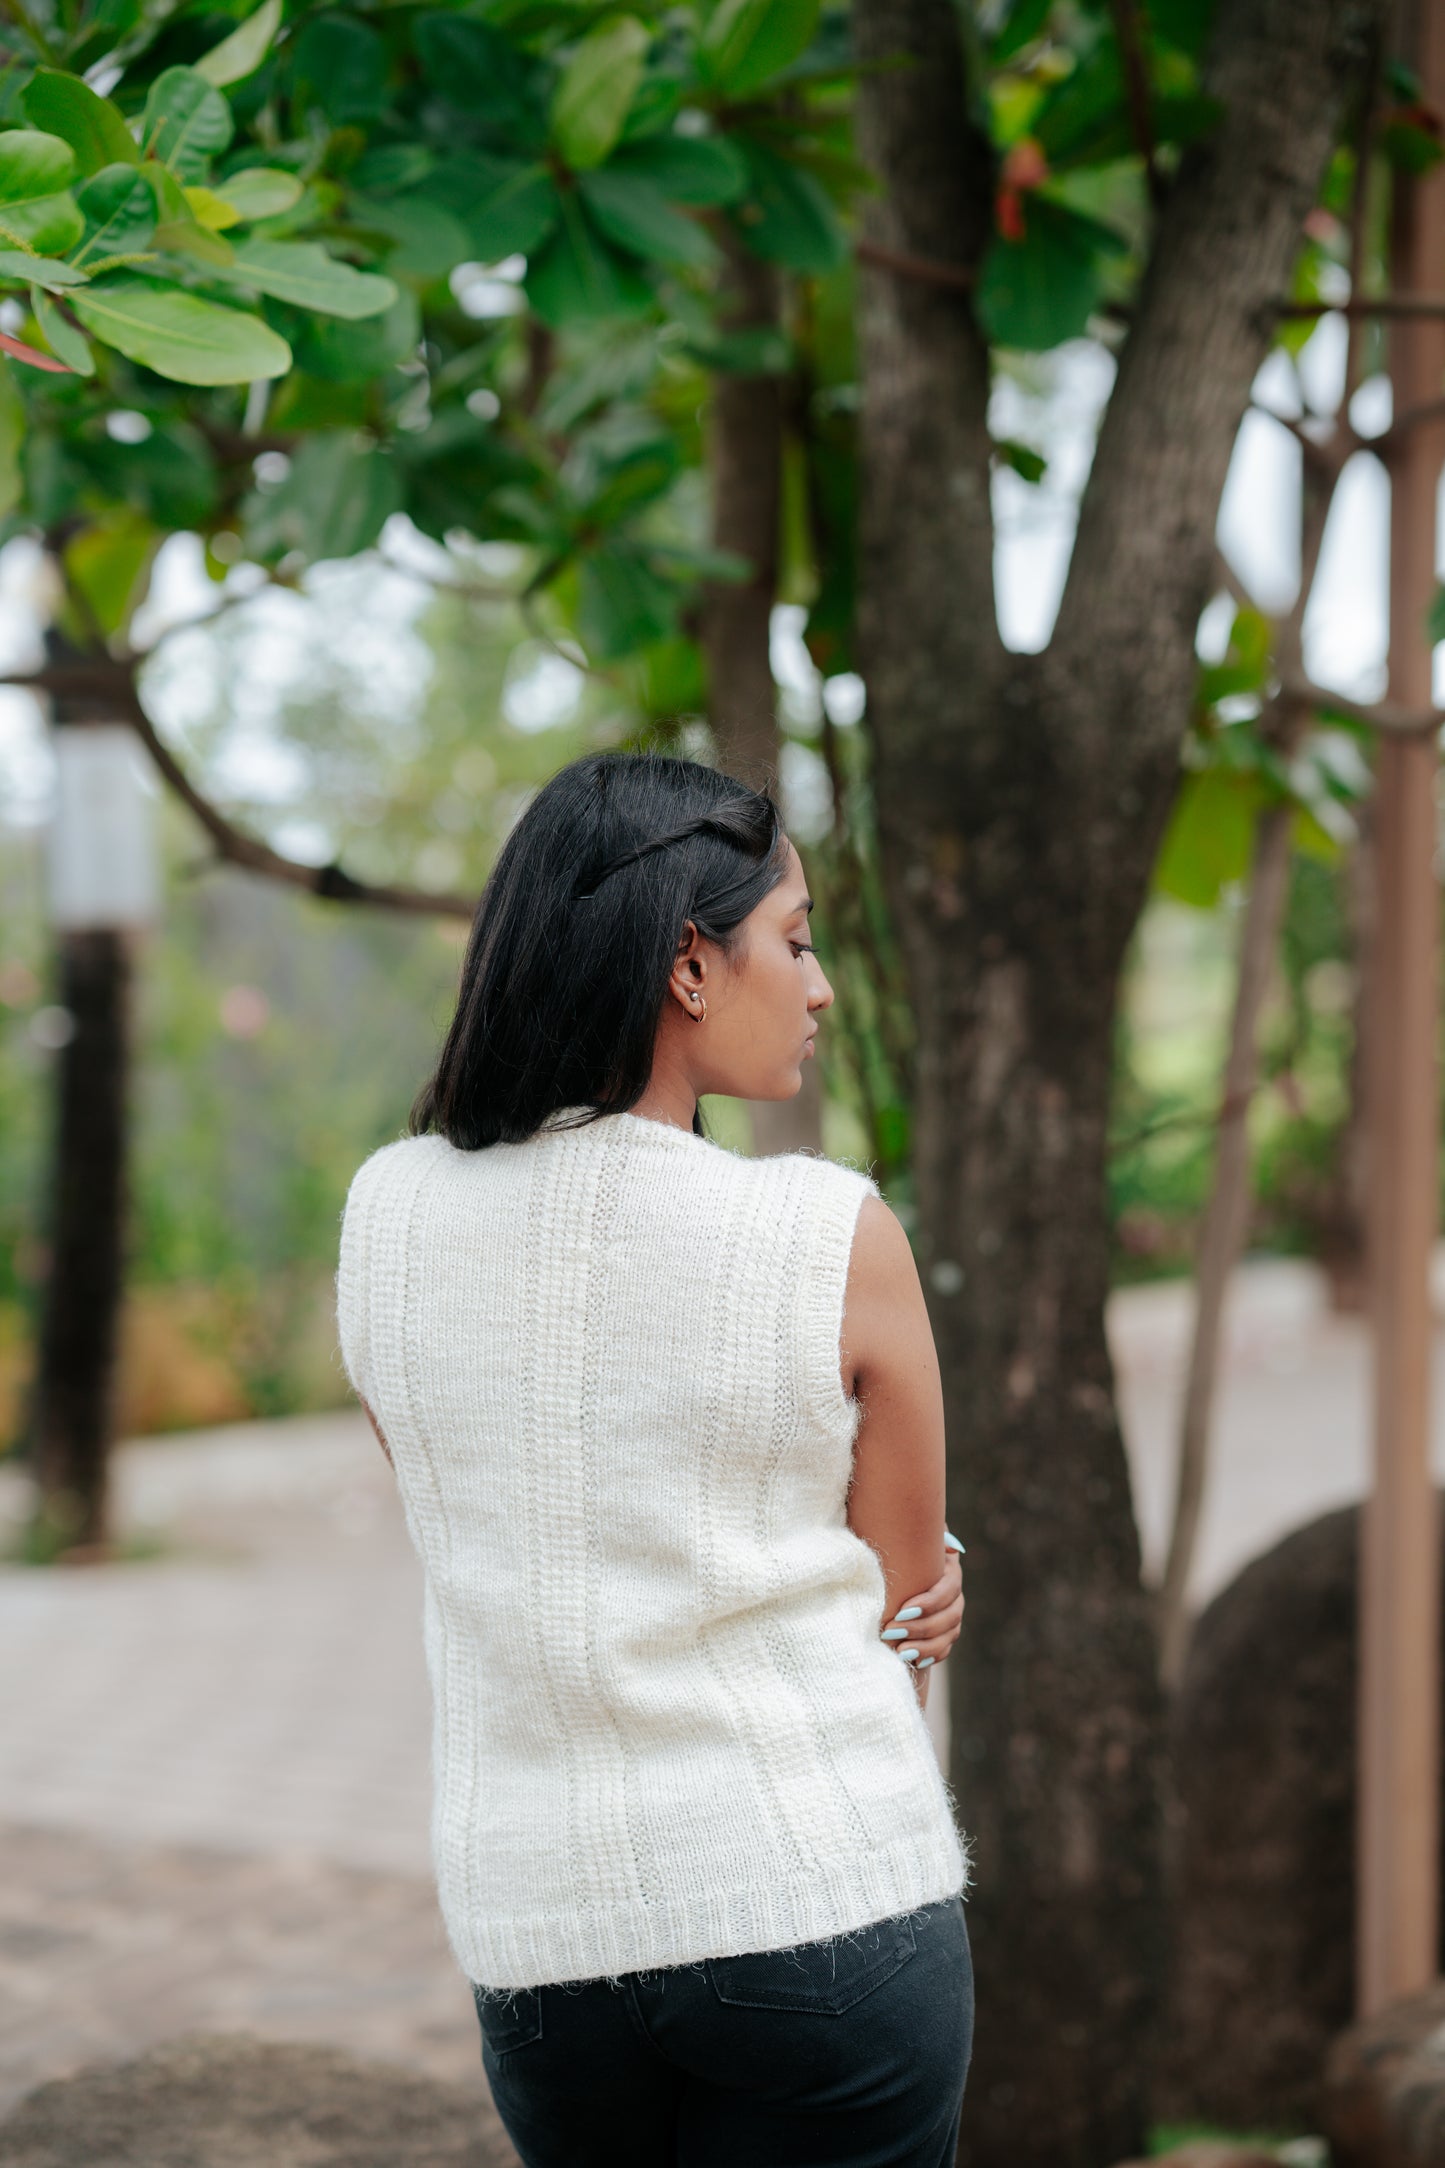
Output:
[
  {"xmin": 737, "ymin": 1149, "xmax": 889, "ymax": 1271},
  {"xmin": 762, "ymin": 1146, "xmax": 884, "ymax": 1210},
  {"xmin": 342, "ymin": 1131, "xmax": 450, "ymax": 1215}
]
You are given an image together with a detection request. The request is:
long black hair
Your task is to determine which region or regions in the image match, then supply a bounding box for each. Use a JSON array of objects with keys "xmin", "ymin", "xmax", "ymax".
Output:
[{"xmin": 409, "ymin": 751, "xmax": 788, "ymax": 1147}]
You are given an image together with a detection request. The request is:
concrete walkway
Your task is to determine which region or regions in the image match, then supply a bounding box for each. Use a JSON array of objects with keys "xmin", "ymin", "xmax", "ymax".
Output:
[{"xmin": 3, "ymin": 1257, "xmax": 1444, "ymax": 2122}]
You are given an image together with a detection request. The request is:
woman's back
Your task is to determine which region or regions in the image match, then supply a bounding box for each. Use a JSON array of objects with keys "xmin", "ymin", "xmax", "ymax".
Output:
[{"xmin": 336, "ymin": 1106, "xmax": 965, "ymax": 1991}]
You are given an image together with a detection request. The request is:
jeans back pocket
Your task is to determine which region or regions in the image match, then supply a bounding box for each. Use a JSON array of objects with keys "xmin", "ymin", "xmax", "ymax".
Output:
[
  {"xmin": 706, "ymin": 1913, "xmax": 917, "ymax": 2016},
  {"xmin": 473, "ymin": 1984, "xmax": 543, "ymax": 2056}
]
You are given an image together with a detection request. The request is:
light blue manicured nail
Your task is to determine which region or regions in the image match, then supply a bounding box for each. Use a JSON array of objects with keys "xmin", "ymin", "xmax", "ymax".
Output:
[
  {"xmin": 897, "ymin": 1646, "xmax": 919, "ymax": 1663},
  {"xmin": 943, "ymin": 1532, "xmax": 965, "ymax": 1554},
  {"xmin": 894, "ymin": 1606, "xmax": 922, "ymax": 1621},
  {"xmin": 917, "ymin": 1656, "xmax": 935, "ymax": 1669},
  {"xmin": 881, "ymin": 1626, "xmax": 908, "ymax": 1641}
]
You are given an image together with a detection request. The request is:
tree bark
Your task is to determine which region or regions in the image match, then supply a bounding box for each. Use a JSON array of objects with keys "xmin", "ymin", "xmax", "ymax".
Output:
[
  {"xmin": 31, "ymin": 923, "xmax": 133, "ymax": 1555},
  {"xmin": 852, "ymin": 0, "xmax": 1386, "ymax": 2159}
]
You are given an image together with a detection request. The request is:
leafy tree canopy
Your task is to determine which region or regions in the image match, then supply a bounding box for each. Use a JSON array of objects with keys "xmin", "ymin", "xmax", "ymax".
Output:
[{"xmin": 1, "ymin": 0, "xmax": 1435, "ymax": 769}]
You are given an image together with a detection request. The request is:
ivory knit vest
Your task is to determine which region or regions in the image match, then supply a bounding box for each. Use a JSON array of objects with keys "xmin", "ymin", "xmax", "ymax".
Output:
[{"xmin": 335, "ymin": 1107, "xmax": 967, "ymax": 1990}]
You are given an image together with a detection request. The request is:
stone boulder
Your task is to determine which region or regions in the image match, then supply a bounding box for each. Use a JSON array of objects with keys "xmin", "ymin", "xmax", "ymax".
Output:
[
  {"xmin": 1157, "ymin": 1497, "xmax": 1445, "ymax": 2132},
  {"xmin": 1322, "ymin": 1980, "xmax": 1445, "ymax": 2168},
  {"xmin": 0, "ymin": 2033, "xmax": 520, "ymax": 2168}
]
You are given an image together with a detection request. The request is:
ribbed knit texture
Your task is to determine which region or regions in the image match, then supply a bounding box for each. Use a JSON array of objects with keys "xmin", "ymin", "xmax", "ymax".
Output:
[{"xmin": 335, "ymin": 1107, "xmax": 968, "ymax": 1990}]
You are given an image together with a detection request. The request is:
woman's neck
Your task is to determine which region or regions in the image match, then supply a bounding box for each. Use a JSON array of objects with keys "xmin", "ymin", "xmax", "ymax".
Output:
[{"xmin": 628, "ymin": 1076, "xmax": 699, "ymax": 1134}]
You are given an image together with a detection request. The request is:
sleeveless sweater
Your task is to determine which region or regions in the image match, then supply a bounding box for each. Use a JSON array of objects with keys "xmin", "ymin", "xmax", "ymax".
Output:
[{"xmin": 334, "ymin": 1108, "xmax": 967, "ymax": 1990}]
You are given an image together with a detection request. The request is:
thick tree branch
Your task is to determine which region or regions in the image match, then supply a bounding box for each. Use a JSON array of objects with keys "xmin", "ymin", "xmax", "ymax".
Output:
[
  {"xmin": 7, "ymin": 664, "xmax": 478, "ymax": 919},
  {"xmin": 853, "ymin": 0, "xmax": 1004, "ymax": 809},
  {"xmin": 1050, "ymin": 0, "xmax": 1389, "ymax": 800}
]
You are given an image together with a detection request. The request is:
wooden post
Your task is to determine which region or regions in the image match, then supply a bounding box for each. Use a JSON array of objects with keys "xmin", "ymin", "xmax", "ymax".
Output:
[{"xmin": 1358, "ymin": 0, "xmax": 1445, "ymax": 2017}]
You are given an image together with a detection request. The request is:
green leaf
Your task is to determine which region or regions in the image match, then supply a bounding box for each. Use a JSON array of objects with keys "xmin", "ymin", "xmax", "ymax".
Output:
[
  {"xmin": 393, "ymin": 407, "xmax": 536, "ymax": 542},
  {"xmin": 75, "ymin": 163, "xmax": 156, "ymax": 261},
  {"xmin": 210, "ymin": 239, "xmax": 396, "ymax": 319},
  {"xmin": 292, "ymin": 15, "xmax": 390, "ymax": 126},
  {"xmin": 0, "ymin": 250, "xmax": 82, "ymax": 288},
  {"xmin": 732, "ymin": 139, "xmax": 845, "ymax": 273},
  {"xmin": 196, "ymin": 0, "xmax": 283, "ymax": 88},
  {"xmin": 551, "ymin": 16, "xmax": 649, "ymax": 171},
  {"xmin": 70, "ymin": 277, "xmax": 291, "ymax": 384},
  {"xmin": 352, "ymin": 145, "xmax": 434, "ymax": 196},
  {"xmin": 212, "ymin": 167, "xmax": 303, "ymax": 221},
  {"xmin": 0, "ymin": 128, "xmax": 77, "ymax": 203},
  {"xmin": 63, "ymin": 507, "xmax": 157, "ymax": 638},
  {"xmin": 525, "ymin": 198, "xmax": 653, "ymax": 327},
  {"xmin": 142, "ymin": 67, "xmax": 234, "ymax": 182},
  {"xmin": 147, "ymin": 161, "xmax": 233, "ymax": 266},
  {"xmin": 976, "ymin": 196, "xmax": 1123, "ymax": 351},
  {"xmin": 414, "ymin": 14, "xmax": 545, "ymax": 143},
  {"xmin": 1382, "ymin": 112, "xmax": 1445, "ymax": 177},
  {"xmin": 348, "ymin": 194, "xmax": 471, "ymax": 282},
  {"xmin": 699, "ymin": 0, "xmax": 821, "ymax": 97},
  {"xmin": 577, "ymin": 542, "xmax": 676, "ymax": 658},
  {"xmin": 578, "ymin": 168, "xmax": 717, "ymax": 268},
  {"xmin": 0, "ymin": 192, "xmax": 84, "ymax": 255},
  {"xmin": 427, "ymin": 155, "xmax": 559, "ymax": 258},
  {"xmin": 1153, "ymin": 768, "xmax": 1264, "ymax": 910},
  {"xmin": 274, "ymin": 286, "xmax": 420, "ymax": 381},
  {"xmin": 994, "ymin": 437, "xmax": 1047, "ymax": 483},
  {"xmin": 184, "ymin": 184, "xmax": 241, "ymax": 233},
  {"xmin": 244, "ymin": 431, "xmax": 403, "ymax": 564},
  {"xmin": 679, "ymin": 321, "xmax": 792, "ymax": 373},
  {"xmin": 609, "ymin": 133, "xmax": 748, "ymax": 207},
  {"xmin": 79, "ymin": 420, "xmax": 217, "ymax": 527},
  {"xmin": 991, "ymin": 0, "xmax": 1052, "ymax": 64},
  {"xmin": 0, "ymin": 359, "xmax": 23, "ymax": 522},
  {"xmin": 32, "ymin": 288, "xmax": 94, "ymax": 373},
  {"xmin": 1198, "ymin": 605, "xmax": 1273, "ymax": 703},
  {"xmin": 1151, "ymin": 0, "xmax": 1216, "ymax": 59},
  {"xmin": 1428, "ymin": 584, "xmax": 1445, "ymax": 646},
  {"xmin": 1031, "ymin": 40, "xmax": 1222, "ymax": 172},
  {"xmin": 21, "ymin": 72, "xmax": 138, "ymax": 175}
]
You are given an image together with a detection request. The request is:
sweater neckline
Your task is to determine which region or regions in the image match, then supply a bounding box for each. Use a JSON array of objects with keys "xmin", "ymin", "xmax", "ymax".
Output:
[{"xmin": 542, "ymin": 1105, "xmax": 706, "ymax": 1148}]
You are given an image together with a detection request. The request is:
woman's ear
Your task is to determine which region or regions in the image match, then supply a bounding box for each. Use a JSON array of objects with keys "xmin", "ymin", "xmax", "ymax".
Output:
[{"xmin": 666, "ymin": 920, "xmax": 707, "ymax": 1018}]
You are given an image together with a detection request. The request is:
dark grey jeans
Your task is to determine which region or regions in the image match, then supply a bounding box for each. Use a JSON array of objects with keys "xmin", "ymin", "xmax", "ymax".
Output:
[{"xmin": 473, "ymin": 1895, "xmax": 973, "ymax": 2167}]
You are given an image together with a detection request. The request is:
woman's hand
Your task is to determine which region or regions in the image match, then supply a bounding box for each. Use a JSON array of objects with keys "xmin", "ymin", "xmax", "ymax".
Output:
[{"xmin": 879, "ymin": 1548, "xmax": 964, "ymax": 1671}]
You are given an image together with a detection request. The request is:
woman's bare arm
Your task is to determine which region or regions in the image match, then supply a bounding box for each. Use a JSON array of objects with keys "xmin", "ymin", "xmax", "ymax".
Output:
[{"xmin": 841, "ymin": 1194, "xmax": 949, "ymax": 1702}]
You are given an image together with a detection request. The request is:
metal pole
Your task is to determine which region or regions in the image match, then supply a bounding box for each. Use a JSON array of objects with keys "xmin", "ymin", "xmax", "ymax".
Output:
[{"xmin": 1358, "ymin": 0, "xmax": 1445, "ymax": 2017}]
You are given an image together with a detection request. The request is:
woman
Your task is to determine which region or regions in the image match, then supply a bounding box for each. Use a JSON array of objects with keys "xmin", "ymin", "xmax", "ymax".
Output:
[{"xmin": 335, "ymin": 750, "xmax": 972, "ymax": 2167}]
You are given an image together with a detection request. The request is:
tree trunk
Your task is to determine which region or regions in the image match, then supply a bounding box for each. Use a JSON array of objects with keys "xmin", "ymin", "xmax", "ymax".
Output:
[
  {"xmin": 31, "ymin": 924, "xmax": 133, "ymax": 1556},
  {"xmin": 851, "ymin": 0, "xmax": 1385, "ymax": 2157}
]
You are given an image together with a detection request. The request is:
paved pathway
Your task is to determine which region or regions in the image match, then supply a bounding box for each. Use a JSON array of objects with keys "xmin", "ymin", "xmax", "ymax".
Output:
[{"xmin": 3, "ymin": 1259, "xmax": 1445, "ymax": 2124}]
